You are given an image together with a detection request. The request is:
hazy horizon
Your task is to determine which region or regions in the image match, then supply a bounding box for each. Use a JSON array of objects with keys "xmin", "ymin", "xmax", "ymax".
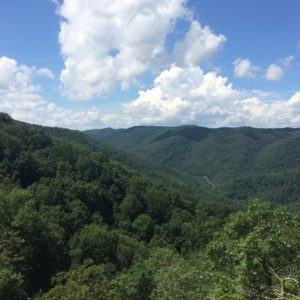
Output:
[{"xmin": 1, "ymin": 0, "xmax": 299, "ymax": 129}]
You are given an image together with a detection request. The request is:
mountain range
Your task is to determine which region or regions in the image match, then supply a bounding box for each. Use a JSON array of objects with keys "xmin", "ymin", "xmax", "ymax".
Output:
[
  {"xmin": 86, "ymin": 125, "xmax": 300, "ymax": 209},
  {"xmin": 1, "ymin": 112, "xmax": 300, "ymax": 298}
]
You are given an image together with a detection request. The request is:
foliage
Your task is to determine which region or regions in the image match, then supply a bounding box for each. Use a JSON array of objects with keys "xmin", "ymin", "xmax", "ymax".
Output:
[
  {"xmin": 0, "ymin": 113, "xmax": 299, "ymax": 299},
  {"xmin": 207, "ymin": 200, "xmax": 300, "ymax": 298},
  {"xmin": 38, "ymin": 260, "xmax": 113, "ymax": 300},
  {"xmin": 86, "ymin": 125, "xmax": 300, "ymax": 208}
]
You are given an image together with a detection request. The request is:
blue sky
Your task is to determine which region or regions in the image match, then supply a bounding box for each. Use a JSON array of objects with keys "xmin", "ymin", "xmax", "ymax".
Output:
[{"xmin": 0, "ymin": 0, "xmax": 300, "ymax": 129}]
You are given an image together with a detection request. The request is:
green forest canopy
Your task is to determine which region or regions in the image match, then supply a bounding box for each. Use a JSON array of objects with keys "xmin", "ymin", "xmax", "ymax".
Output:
[
  {"xmin": 0, "ymin": 113, "xmax": 299, "ymax": 299},
  {"xmin": 86, "ymin": 125, "xmax": 300, "ymax": 208}
]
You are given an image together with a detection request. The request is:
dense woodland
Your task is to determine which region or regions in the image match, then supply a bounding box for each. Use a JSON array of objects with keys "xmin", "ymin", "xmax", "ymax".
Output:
[
  {"xmin": 86, "ymin": 125, "xmax": 300, "ymax": 210},
  {"xmin": 0, "ymin": 113, "xmax": 300, "ymax": 299}
]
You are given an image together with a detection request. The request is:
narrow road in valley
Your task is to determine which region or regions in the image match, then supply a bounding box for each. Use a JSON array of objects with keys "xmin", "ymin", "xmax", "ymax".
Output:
[{"xmin": 203, "ymin": 176, "xmax": 215, "ymax": 190}]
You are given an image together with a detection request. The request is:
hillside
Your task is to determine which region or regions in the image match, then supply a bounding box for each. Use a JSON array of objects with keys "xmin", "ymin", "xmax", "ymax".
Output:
[
  {"xmin": 0, "ymin": 113, "xmax": 236, "ymax": 298},
  {"xmin": 29, "ymin": 124, "xmax": 212, "ymax": 200},
  {"xmin": 86, "ymin": 125, "xmax": 300, "ymax": 207},
  {"xmin": 1, "ymin": 113, "xmax": 300, "ymax": 299}
]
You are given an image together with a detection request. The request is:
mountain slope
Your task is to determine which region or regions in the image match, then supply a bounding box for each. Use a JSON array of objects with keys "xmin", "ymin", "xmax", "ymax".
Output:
[
  {"xmin": 86, "ymin": 125, "xmax": 300, "ymax": 207},
  {"xmin": 1, "ymin": 114, "xmax": 300, "ymax": 300},
  {"xmin": 0, "ymin": 113, "xmax": 240, "ymax": 298},
  {"xmin": 32, "ymin": 125, "xmax": 213, "ymax": 199}
]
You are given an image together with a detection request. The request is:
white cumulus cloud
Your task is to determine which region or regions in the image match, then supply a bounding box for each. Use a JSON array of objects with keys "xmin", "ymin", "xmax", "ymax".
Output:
[
  {"xmin": 57, "ymin": 0, "xmax": 226, "ymax": 100},
  {"xmin": 0, "ymin": 56, "xmax": 34, "ymax": 91},
  {"xmin": 103, "ymin": 65, "xmax": 300, "ymax": 128},
  {"xmin": 233, "ymin": 58, "xmax": 259, "ymax": 78},
  {"xmin": 105, "ymin": 65, "xmax": 238, "ymax": 127},
  {"xmin": 265, "ymin": 55, "xmax": 294, "ymax": 81},
  {"xmin": 36, "ymin": 68, "xmax": 55, "ymax": 79},
  {"xmin": 58, "ymin": 0, "xmax": 189, "ymax": 100},
  {"xmin": 3, "ymin": 55, "xmax": 300, "ymax": 129},
  {"xmin": 265, "ymin": 64, "xmax": 283, "ymax": 81},
  {"xmin": 0, "ymin": 56, "xmax": 104, "ymax": 129},
  {"xmin": 173, "ymin": 20, "xmax": 226, "ymax": 66},
  {"xmin": 278, "ymin": 55, "xmax": 294, "ymax": 67}
]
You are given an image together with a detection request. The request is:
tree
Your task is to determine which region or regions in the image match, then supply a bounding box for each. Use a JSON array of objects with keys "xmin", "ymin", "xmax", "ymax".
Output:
[
  {"xmin": 39, "ymin": 260, "xmax": 113, "ymax": 300},
  {"xmin": 69, "ymin": 224, "xmax": 117, "ymax": 266},
  {"xmin": 12, "ymin": 200, "xmax": 65, "ymax": 293},
  {"xmin": 0, "ymin": 268, "xmax": 27, "ymax": 300},
  {"xmin": 132, "ymin": 214, "xmax": 155, "ymax": 242},
  {"xmin": 0, "ymin": 112, "xmax": 13, "ymax": 124},
  {"xmin": 207, "ymin": 200, "xmax": 300, "ymax": 298},
  {"xmin": 0, "ymin": 229, "xmax": 29, "ymax": 299}
]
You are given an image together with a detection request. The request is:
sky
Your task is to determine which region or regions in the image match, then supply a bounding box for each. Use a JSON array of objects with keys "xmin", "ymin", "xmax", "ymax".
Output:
[{"xmin": 0, "ymin": 0, "xmax": 300, "ymax": 129}]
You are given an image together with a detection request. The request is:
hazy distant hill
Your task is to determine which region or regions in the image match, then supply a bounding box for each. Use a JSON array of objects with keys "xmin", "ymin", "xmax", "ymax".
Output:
[
  {"xmin": 86, "ymin": 125, "xmax": 300, "ymax": 207},
  {"xmin": 11, "ymin": 120, "xmax": 208, "ymax": 200}
]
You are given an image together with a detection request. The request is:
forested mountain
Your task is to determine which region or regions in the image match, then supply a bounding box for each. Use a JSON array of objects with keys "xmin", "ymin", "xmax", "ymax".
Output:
[
  {"xmin": 86, "ymin": 125, "xmax": 300, "ymax": 208},
  {"xmin": 38, "ymin": 125, "xmax": 211, "ymax": 200},
  {"xmin": 1, "ymin": 113, "xmax": 300, "ymax": 299}
]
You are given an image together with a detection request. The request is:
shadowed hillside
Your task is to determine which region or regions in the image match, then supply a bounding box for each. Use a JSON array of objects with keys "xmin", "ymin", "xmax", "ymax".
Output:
[{"xmin": 86, "ymin": 125, "xmax": 300, "ymax": 208}]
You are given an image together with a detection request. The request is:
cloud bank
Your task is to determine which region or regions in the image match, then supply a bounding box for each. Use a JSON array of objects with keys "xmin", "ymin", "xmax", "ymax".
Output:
[
  {"xmin": 0, "ymin": 56, "xmax": 103, "ymax": 129},
  {"xmin": 57, "ymin": 0, "xmax": 225, "ymax": 100},
  {"xmin": 104, "ymin": 65, "xmax": 300, "ymax": 128},
  {"xmin": 2, "ymin": 1, "xmax": 299, "ymax": 129}
]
